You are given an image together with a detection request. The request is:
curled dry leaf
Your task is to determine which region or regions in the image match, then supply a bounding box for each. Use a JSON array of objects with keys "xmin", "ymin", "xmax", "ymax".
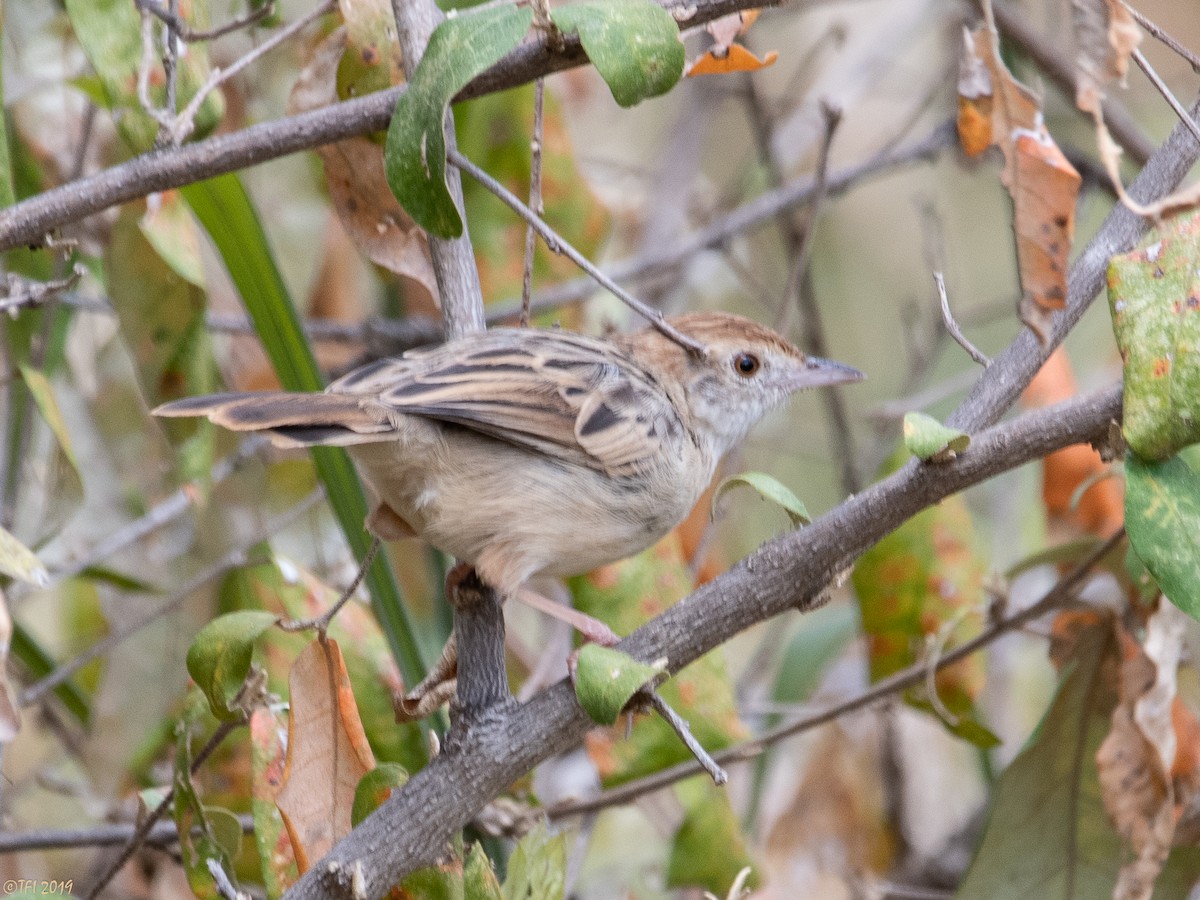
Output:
[
  {"xmin": 1072, "ymin": 0, "xmax": 1140, "ymax": 114},
  {"xmin": 1097, "ymin": 604, "xmax": 1200, "ymax": 900},
  {"xmin": 686, "ymin": 11, "xmax": 778, "ymax": 77},
  {"xmin": 289, "ymin": 28, "xmax": 437, "ymax": 304},
  {"xmin": 275, "ymin": 639, "xmax": 376, "ymax": 873},
  {"xmin": 1073, "ymin": 0, "xmax": 1200, "ymax": 218},
  {"xmin": 957, "ymin": 23, "xmax": 1081, "ymax": 342}
]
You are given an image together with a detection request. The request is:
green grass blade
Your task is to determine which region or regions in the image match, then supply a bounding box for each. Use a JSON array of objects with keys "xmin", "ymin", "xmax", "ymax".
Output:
[{"xmin": 181, "ymin": 174, "xmax": 429, "ymax": 686}]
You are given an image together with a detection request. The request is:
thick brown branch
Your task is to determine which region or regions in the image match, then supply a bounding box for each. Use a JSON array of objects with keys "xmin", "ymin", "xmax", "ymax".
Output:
[
  {"xmin": 0, "ymin": 0, "xmax": 773, "ymax": 252},
  {"xmin": 283, "ymin": 383, "xmax": 1122, "ymax": 899}
]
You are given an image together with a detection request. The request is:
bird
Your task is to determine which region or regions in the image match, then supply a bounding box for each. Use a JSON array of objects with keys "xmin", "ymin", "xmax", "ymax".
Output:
[{"xmin": 154, "ymin": 312, "xmax": 864, "ymax": 599}]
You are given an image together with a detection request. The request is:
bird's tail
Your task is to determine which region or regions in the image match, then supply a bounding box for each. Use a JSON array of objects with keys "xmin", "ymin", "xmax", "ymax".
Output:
[{"xmin": 153, "ymin": 392, "xmax": 395, "ymax": 448}]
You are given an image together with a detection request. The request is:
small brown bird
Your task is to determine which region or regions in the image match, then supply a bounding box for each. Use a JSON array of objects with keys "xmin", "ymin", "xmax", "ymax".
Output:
[{"xmin": 155, "ymin": 312, "xmax": 863, "ymax": 596}]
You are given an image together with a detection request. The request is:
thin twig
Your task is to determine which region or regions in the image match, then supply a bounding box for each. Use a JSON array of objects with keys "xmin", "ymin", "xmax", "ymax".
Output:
[
  {"xmin": 43, "ymin": 436, "xmax": 266, "ymax": 589},
  {"xmin": 775, "ymin": 100, "xmax": 841, "ymax": 333},
  {"xmin": 19, "ymin": 488, "xmax": 324, "ymax": 709},
  {"xmin": 1122, "ymin": 2, "xmax": 1200, "ymax": 74},
  {"xmin": 0, "ymin": 815, "xmax": 255, "ymax": 853},
  {"xmin": 279, "ymin": 537, "xmax": 381, "ymax": 634},
  {"xmin": 520, "ymin": 78, "xmax": 546, "ymax": 328},
  {"xmin": 83, "ymin": 719, "xmax": 241, "ymax": 900},
  {"xmin": 208, "ymin": 857, "xmax": 250, "ymax": 900},
  {"xmin": 448, "ymin": 149, "xmax": 707, "ymax": 356},
  {"xmin": 1131, "ymin": 48, "xmax": 1200, "ymax": 146},
  {"xmin": 546, "ymin": 528, "xmax": 1126, "ymax": 819},
  {"xmin": 136, "ymin": 0, "xmax": 277, "ymax": 42},
  {"xmin": 643, "ymin": 689, "xmax": 728, "ymax": 785},
  {"xmin": 169, "ymin": 0, "xmax": 336, "ymax": 145},
  {"xmin": 935, "ymin": 272, "xmax": 990, "ymax": 368},
  {"xmin": 0, "ymin": 266, "xmax": 85, "ymax": 317}
]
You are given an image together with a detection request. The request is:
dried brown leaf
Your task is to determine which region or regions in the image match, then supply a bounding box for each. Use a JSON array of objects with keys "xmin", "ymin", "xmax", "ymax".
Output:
[{"xmin": 276, "ymin": 639, "xmax": 376, "ymax": 873}]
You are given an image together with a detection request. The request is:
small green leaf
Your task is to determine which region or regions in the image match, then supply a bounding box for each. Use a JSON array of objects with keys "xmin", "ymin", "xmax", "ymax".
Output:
[
  {"xmin": 666, "ymin": 780, "xmax": 758, "ymax": 894},
  {"xmin": 551, "ymin": 0, "xmax": 684, "ymax": 107},
  {"xmin": 186, "ymin": 611, "xmax": 278, "ymax": 720},
  {"xmin": 903, "ymin": 411, "xmax": 970, "ymax": 461},
  {"xmin": 1108, "ymin": 211, "xmax": 1200, "ymax": 460},
  {"xmin": 352, "ymin": 763, "xmax": 409, "ymax": 827},
  {"xmin": 0, "ymin": 524, "xmax": 48, "ymax": 587},
  {"xmin": 1125, "ymin": 453, "xmax": 1200, "ymax": 620},
  {"xmin": 502, "ymin": 822, "xmax": 566, "ymax": 900},
  {"xmin": 19, "ymin": 365, "xmax": 82, "ymax": 489},
  {"xmin": 712, "ymin": 471, "xmax": 810, "ymax": 526},
  {"xmin": 384, "ymin": 5, "xmax": 533, "ymax": 237},
  {"xmin": 573, "ymin": 644, "xmax": 665, "ymax": 725},
  {"xmin": 464, "ymin": 842, "xmax": 503, "ymax": 900}
]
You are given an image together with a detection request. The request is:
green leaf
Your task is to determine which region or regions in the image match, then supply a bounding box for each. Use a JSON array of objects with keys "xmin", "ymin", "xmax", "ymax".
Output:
[
  {"xmin": 551, "ymin": 0, "xmax": 684, "ymax": 107},
  {"xmin": 384, "ymin": 5, "xmax": 532, "ymax": 237},
  {"xmin": 0, "ymin": 12, "xmax": 15, "ymax": 208},
  {"xmin": 1108, "ymin": 211, "xmax": 1200, "ymax": 460},
  {"xmin": 712, "ymin": 471, "xmax": 810, "ymax": 526},
  {"xmin": 464, "ymin": 842, "xmax": 503, "ymax": 900},
  {"xmin": 502, "ymin": 822, "xmax": 566, "ymax": 900},
  {"xmin": 772, "ymin": 603, "xmax": 858, "ymax": 705},
  {"xmin": 352, "ymin": 763, "xmax": 409, "ymax": 827},
  {"xmin": 957, "ymin": 621, "xmax": 1200, "ymax": 898},
  {"xmin": 1125, "ymin": 454, "xmax": 1200, "ymax": 619},
  {"xmin": 19, "ymin": 365, "xmax": 83, "ymax": 495},
  {"xmin": 12, "ymin": 623, "xmax": 90, "ymax": 724},
  {"xmin": 902, "ymin": 411, "xmax": 970, "ymax": 461},
  {"xmin": 181, "ymin": 174, "xmax": 429, "ymax": 692},
  {"xmin": 573, "ymin": 643, "xmax": 664, "ymax": 725},
  {"xmin": 186, "ymin": 610, "xmax": 277, "ymax": 721},
  {"xmin": 174, "ymin": 706, "xmax": 239, "ymax": 899},
  {"xmin": 0, "ymin": 523, "xmax": 48, "ymax": 587},
  {"xmin": 667, "ymin": 779, "xmax": 758, "ymax": 894}
]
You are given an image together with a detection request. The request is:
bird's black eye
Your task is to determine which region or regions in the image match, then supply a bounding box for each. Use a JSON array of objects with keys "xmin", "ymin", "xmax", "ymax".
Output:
[{"xmin": 733, "ymin": 352, "xmax": 761, "ymax": 377}]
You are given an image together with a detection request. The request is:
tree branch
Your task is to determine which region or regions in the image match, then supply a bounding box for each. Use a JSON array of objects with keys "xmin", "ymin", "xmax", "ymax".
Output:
[
  {"xmin": 0, "ymin": 0, "xmax": 773, "ymax": 253},
  {"xmin": 283, "ymin": 382, "xmax": 1123, "ymax": 898}
]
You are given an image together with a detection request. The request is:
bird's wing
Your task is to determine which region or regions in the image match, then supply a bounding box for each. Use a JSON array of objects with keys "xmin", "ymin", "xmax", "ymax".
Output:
[{"xmin": 329, "ymin": 330, "xmax": 686, "ymax": 477}]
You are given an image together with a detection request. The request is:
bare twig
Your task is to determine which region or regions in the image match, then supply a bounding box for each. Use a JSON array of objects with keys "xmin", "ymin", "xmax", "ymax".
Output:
[
  {"xmin": 520, "ymin": 78, "xmax": 546, "ymax": 328},
  {"xmin": 448, "ymin": 149, "xmax": 707, "ymax": 356},
  {"xmin": 1131, "ymin": 48, "xmax": 1200, "ymax": 145},
  {"xmin": 279, "ymin": 537, "xmax": 381, "ymax": 634},
  {"xmin": 643, "ymin": 689, "xmax": 727, "ymax": 785},
  {"xmin": 0, "ymin": 266, "xmax": 85, "ymax": 317},
  {"xmin": 0, "ymin": 0, "xmax": 782, "ymax": 252},
  {"xmin": 169, "ymin": 0, "xmax": 336, "ymax": 145},
  {"xmin": 990, "ymin": 1, "xmax": 1155, "ymax": 164},
  {"xmin": 19, "ymin": 489, "xmax": 324, "ymax": 709},
  {"xmin": 42, "ymin": 436, "xmax": 266, "ymax": 589},
  {"xmin": 0, "ymin": 815, "xmax": 254, "ymax": 853},
  {"xmin": 1122, "ymin": 2, "xmax": 1200, "ymax": 74},
  {"xmin": 84, "ymin": 719, "xmax": 241, "ymax": 900},
  {"xmin": 136, "ymin": 0, "xmax": 277, "ymax": 42},
  {"xmin": 208, "ymin": 858, "xmax": 251, "ymax": 900},
  {"xmin": 546, "ymin": 528, "xmax": 1125, "ymax": 819},
  {"xmin": 935, "ymin": 272, "xmax": 990, "ymax": 368}
]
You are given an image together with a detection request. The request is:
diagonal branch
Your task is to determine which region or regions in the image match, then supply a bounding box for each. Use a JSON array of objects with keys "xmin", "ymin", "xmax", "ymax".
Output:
[
  {"xmin": 284, "ymin": 383, "xmax": 1123, "ymax": 898},
  {"xmin": 283, "ymin": 84, "xmax": 1200, "ymax": 900},
  {"xmin": 0, "ymin": 0, "xmax": 772, "ymax": 252}
]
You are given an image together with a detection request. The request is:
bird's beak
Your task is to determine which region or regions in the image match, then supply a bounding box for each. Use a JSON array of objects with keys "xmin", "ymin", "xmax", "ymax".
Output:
[{"xmin": 791, "ymin": 356, "xmax": 866, "ymax": 389}]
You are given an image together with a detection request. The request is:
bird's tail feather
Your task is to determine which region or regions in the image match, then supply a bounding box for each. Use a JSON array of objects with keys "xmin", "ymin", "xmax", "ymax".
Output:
[{"xmin": 153, "ymin": 392, "xmax": 394, "ymax": 448}]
